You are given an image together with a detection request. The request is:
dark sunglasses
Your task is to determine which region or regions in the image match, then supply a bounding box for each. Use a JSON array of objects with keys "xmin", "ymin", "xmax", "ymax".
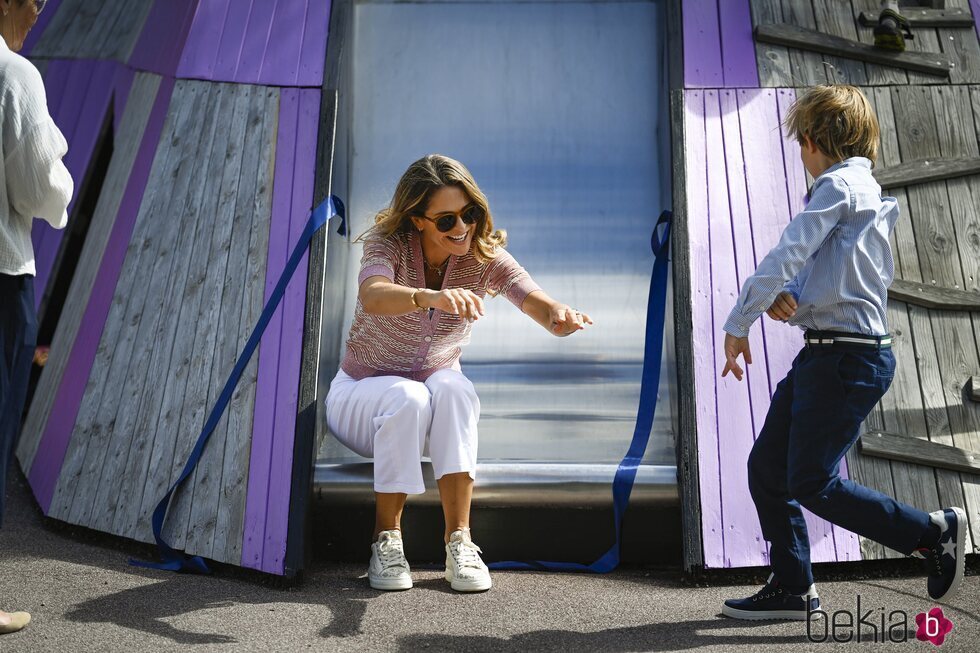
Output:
[
  {"xmin": 34, "ymin": 0, "xmax": 47, "ymax": 13},
  {"xmin": 419, "ymin": 204, "xmax": 484, "ymax": 233}
]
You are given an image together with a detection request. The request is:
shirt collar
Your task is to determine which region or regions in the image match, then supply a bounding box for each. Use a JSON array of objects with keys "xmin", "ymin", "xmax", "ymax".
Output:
[{"xmin": 822, "ymin": 157, "xmax": 872, "ymax": 176}]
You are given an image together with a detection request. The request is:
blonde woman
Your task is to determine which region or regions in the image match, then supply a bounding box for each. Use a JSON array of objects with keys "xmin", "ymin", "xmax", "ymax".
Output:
[{"xmin": 326, "ymin": 155, "xmax": 591, "ymax": 592}]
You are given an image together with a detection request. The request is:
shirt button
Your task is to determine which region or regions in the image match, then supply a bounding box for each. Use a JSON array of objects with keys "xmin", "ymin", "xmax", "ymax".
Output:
[{"xmin": 424, "ymin": 336, "xmax": 432, "ymax": 342}]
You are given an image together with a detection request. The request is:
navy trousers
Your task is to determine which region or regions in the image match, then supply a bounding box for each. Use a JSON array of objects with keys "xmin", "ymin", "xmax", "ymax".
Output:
[
  {"xmin": 0, "ymin": 274, "xmax": 36, "ymax": 528},
  {"xmin": 747, "ymin": 342, "xmax": 931, "ymax": 592}
]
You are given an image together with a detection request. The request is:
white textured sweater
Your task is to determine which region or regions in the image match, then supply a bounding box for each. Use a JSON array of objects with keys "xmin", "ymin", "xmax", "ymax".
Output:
[{"xmin": 0, "ymin": 38, "xmax": 73, "ymax": 276}]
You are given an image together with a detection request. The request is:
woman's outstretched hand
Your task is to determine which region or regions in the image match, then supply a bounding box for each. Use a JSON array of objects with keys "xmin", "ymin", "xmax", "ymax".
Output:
[
  {"xmin": 549, "ymin": 304, "xmax": 593, "ymax": 337},
  {"xmin": 422, "ymin": 288, "xmax": 486, "ymax": 322}
]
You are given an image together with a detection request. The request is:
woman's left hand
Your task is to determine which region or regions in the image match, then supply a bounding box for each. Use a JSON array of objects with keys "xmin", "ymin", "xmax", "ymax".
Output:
[{"xmin": 550, "ymin": 305, "xmax": 593, "ymax": 337}]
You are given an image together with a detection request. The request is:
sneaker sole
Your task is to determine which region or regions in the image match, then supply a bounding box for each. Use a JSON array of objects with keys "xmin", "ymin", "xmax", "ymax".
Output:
[
  {"xmin": 722, "ymin": 605, "xmax": 808, "ymax": 621},
  {"xmin": 445, "ymin": 569, "xmax": 492, "ymax": 592},
  {"xmin": 933, "ymin": 506, "xmax": 967, "ymax": 602},
  {"xmin": 369, "ymin": 575, "xmax": 413, "ymax": 591}
]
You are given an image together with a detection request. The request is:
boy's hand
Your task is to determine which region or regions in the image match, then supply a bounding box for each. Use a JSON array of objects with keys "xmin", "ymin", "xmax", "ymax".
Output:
[
  {"xmin": 722, "ymin": 333, "xmax": 752, "ymax": 381},
  {"xmin": 766, "ymin": 291, "xmax": 798, "ymax": 322}
]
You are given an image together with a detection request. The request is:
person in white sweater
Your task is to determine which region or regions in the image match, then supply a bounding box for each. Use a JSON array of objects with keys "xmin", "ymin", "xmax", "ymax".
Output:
[{"xmin": 0, "ymin": 0, "xmax": 72, "ymax": 636}]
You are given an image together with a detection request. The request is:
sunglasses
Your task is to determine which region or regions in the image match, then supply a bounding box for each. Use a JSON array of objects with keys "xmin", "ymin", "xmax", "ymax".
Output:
[
  {"xmin": 34, "ymin": 0, "xmax": 47, "ymax": 13},
  {"xmin": 419, "ymin": 204, "xmax": 484, "ymax": 233}
]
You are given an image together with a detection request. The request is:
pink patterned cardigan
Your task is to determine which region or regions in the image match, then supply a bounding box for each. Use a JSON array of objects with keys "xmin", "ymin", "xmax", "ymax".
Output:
[{"xmin": 341, "ymin": 228, "xmax": 541, "ymax": 381}]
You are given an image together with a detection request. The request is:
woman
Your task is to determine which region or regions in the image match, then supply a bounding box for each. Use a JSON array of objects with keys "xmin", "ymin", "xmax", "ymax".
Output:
[
  {"xmin": 326, "ymin": 155, "xmax": 591, "ymax": 592},
  {"xmin": 0, "ymin": 0, "xmax": 71, "ymax": 635}
]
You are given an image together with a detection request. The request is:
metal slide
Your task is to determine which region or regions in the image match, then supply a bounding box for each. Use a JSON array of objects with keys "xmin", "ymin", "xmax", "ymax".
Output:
[{"xmin": 316, "ymin": 0, "xmax": 677, "ymax": 509}]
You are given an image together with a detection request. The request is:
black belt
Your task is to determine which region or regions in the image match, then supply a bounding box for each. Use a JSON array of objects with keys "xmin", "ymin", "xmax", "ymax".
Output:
[{"xmin": 804, "ymin": 330, "xmax": 892, "ymax": 349}]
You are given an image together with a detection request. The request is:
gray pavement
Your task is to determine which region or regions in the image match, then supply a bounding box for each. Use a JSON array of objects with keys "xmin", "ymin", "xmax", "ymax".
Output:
[{"xmin": 1, "ymin": 472, "xmax": 977, "ymax": 652}]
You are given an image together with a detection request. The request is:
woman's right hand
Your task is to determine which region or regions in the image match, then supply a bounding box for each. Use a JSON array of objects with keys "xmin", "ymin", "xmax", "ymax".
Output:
[{"xmin": 419, "ymin": 288, "xmax": 485, "ymax": 322}]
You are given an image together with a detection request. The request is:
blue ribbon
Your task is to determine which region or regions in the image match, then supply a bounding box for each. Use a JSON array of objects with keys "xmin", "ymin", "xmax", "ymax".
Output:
[
  {"xmin": 131, "ymin": 195, "xmax": 345, "ymax": 573},
  {"xmin": 489, "ymin": 209, "xmax": 672, "ymax": 573}
]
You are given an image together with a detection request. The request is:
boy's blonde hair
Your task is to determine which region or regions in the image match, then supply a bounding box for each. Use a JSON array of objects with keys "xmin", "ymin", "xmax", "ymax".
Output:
[{"xmin": 784, "ymin": 85, "xmax": 879, "ymax": 166}]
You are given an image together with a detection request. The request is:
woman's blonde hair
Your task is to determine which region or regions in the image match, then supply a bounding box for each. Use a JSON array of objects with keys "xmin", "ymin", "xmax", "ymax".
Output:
[
  {"xmin": 361, "ymin": 154, "xmax": 506, "ymax": 262},
  {"xmin": 784, "ymin": 85, "xmax": 880, "ymax": 166}
]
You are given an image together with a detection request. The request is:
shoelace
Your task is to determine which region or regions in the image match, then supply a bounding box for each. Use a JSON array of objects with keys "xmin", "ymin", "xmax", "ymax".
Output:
[
  {"xmin": 377, "ymin": 537, "xmax": 408, "ymax": 573},
  {"xmin": 751, "ymin": 585, "xmax": 784, "ymax": 602},
  {"xmin": 450, "ymin": 538, "xmax": 484, "ymax": 569},
  {"xmin": 915, "ymin": 547, "xmax": 944, "ymax": 578}
]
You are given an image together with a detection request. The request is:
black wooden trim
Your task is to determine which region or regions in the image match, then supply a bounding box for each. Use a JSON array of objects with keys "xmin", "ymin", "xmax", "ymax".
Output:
[
  {"xmin": 873, "ymin": 157, "xmax": 980, "ymax": 189},
  {"xmin": 666, "ymin": 0, "xmax": 684, "ymax": 95},
  {"xmin": 284, "ymin": 0, "xmax": 351, "ymax": 580},
  {"xmin": 888, "ymin": 278, "xmax": 980, "ymax": 311},
  {"xmin": 669, "ymin": 88, "xmax": 703, "ymax": 573},
  {"xmin": 753, "ymin": 23, "xmax": 953, "ymax": 76},
  {"xmin": 861, "ymin": 430, "xmax": 980, "ymax": 475},
  {"xmin": 858, "ymin": 8, "xmax": 974, "ymax": 28},
  {"xmin": 968, "ymin": 376, "xmax": 979, "ymax": 403}
]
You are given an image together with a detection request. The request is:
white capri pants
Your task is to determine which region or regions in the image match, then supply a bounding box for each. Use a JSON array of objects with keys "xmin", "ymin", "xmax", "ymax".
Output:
[{"xmin": 325, "ymin": 368, "xmax": 481, "ymax": 494}]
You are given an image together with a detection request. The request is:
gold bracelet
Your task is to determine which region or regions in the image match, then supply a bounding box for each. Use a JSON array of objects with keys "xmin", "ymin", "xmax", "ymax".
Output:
[{"xmin": 411, "ymin": 288, "xmax": 426, "ymax": 311}]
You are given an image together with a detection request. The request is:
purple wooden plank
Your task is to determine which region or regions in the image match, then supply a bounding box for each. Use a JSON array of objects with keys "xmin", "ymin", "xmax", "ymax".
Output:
[
  {"xmin": 718, "ymin": 0, "xmax": 759, "ymax": 88},
  {"xmin": 705, "ymin": 90, "xmax": 766, "ymax": 568},
  {"xmin": 258, "ymin": 0, "xmax": 307, "ymax": 87},
  {"xmin": 236, "ymin": 0, "xmax": 282, "ymax": 84},
  {"xmin": 20, "ymin": 0, "xmax": 64, "ymax": 56},
  {"xmin": 297, "ymin": 0, "xmax": 330, "ymax": 87},
  {"xmin": 129, "ymin": 0, "xmax": 201, "ymax": 77},
  {"xmin": 972, "ymin": 0, "xmax": 980, "ymax": 41},
  {"xmin": 211, "ymin": 0, "xmax": 254, "ymax": 84},
  {"xmin": 176, "ymin": 0, "xmax": 231, "ymax": 82},
  {"xmin": 685, "ymin": 90, "xmax": 724, "ymax": 568},
  {"xmin": 242, "ymin": 87, "xmax": 296, "ymax": 572},
  {"xmin": 262, "ymin": 87, "xmax": 319, "ymax": 572},
  {"xmin": 683, "ymin": 0, "xmax": 723, "ymax": 88},
  {"xmin": 27, "ymin": 77, "xmax": 176, "ymax": 512}
]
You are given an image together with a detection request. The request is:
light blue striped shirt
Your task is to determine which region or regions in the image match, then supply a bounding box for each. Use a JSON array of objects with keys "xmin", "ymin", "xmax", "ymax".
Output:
[{"xmin": 724, "ymin": 157, "xmax": 898, "ymax": 339}]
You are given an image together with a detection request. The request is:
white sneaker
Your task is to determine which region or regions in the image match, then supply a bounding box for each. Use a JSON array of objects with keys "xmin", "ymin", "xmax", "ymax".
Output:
[
  {"xmin": 445, "ymin": 529, "xmax": 492, "ymax": 592},
  {"xmin": 368, "ymin": 530, "xmax": 412, "ymax": 590}
]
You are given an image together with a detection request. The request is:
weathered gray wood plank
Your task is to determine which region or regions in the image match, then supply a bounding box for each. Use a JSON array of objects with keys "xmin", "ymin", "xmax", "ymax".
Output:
[
  {"xmin": 889, "ymin": 278, "xmax": 980, "ymax": 311},
  {"xmin": 750, "ymin": 1, "xmax": 795, "ymax": 87},
  {"xmin": 850, "ymin": 0, "xmax": 909, "ymax": 85},
  {"xmin": 99, "ymin": 84, "xmax": 230, "ymax": 538},
  {"xmin": 214, "ymin": 87, "xmax": 279, "ymax": 565},
  {"xmin": 809, "ymin": 0, "xmax": 869, "ymax": 85},
  {"xmin": 874, "ymin": 157, "xmax": 980, "ymax": 190},
  {"xmin": 782, "ymin": 0, "xmax": 829, "ymax": 86},
  {"xmin": 182, "ymin": 84, "xmax": 255, "ymax": 558},
  {"xmin": 66, "ymin": 82, "xmax": 213, "ymax": 531},
  {"xmin": 30, "ymin": 0, "xmax": 85, "ymax": 59},
  {"xmin": 33, "ymin": 0, "xmax": 153, "ymax": 61},
  {"xmin": 46, "ymin": 77, "xmax": 192, "ymax": 523},
  {"xmin": 754, "ymin": 23, "xmax": 953, "ymax": 76},
  {"xmin": 969, "ymin": 377, "xmax": 980, "ymax": 402},
  {"xmin": 938, "ymin": 0, "xmax": 980, "ymax": 84},
  {"xmin": 862, "ymin": 431, "xmax": 980, "ymax": 475},
  {"xmin": 126, "ymin": 83, "xmax": 226, "ymax": 544},
  {"xmin": 858, "ymin": 8, "xmax": 974, "ymax": 27},
  {"xmin": 17, "ymin": 74, "xmax": 161, "ymax": 477}
]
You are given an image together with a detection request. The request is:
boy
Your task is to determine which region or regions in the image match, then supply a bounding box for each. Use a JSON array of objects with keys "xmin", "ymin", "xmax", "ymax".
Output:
[{"xmin": 719, "ymin": 85, "xmax": 966, "ymax": 620}]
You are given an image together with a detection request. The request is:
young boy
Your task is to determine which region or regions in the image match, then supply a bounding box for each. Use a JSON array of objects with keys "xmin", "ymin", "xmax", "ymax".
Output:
[{"xmin": 719, "ymin": 85, "xmax": 966, "ymax": 620}]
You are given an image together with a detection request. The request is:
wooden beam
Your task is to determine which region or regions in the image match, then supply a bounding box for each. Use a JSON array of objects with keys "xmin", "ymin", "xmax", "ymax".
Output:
[
  {"xmin": 861, "ymin": 430, "xmax": 980, "ymax": 475},
  {"xmin": 888, "ymin": 278, "xmax": 980, "ymax": 311},
  {"xmin": 858, "ymin": 8, "xmax": 974, "ymax": 28},
  {"xmin": 969, "ymin": 376, "xmax": 980, "ymax": 403},
  {"xmin": 753, "ymin": 23, "xmax": 953, "ymax": 76},
  {"xmin": 874, "ymin": 157, "xmax": 980, "ymax": 189}
]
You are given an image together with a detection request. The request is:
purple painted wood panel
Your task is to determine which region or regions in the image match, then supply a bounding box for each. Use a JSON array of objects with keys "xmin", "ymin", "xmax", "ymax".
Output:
[
  {"xmin": 685, "ymin": 90, "xmax": 725, "ymax": 568},
  {"xmin": 717, "ymin": 0, "xmax": 759, "ymax": 88},
  {"xmin": 177, "ymin": 0, "xmax": 330, "ymax": 87},
  {"xmin": 972, "ymin": 0, "xmax": 980, "ymax": 40},
  {"xmin": 683, "ymin": 0, "xmax": 757, "ymax": 88},
  {"xmin": 709, "ymin": 89, "xmax": 767, "ymax": 567},
  {"xmin": 128, "ymin": 0, "xmax": 200, "ymax": 77},
  {"xmin": 28, "ymin": 77, "xmax": 176, "ymax": 512},
  {"xmin": 20, "ymin": 0, "xmax": 64, "ymax": 57},
  {"xmin": 33, "ymin": 60, "xmax": 117, "ymax": 312},
  {"xmin": 683, "ymin": 0, "xmax": 723, "ymax": 88}
]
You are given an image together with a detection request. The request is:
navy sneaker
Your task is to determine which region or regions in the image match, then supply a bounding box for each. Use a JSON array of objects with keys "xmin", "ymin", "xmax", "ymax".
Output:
[
  {"xmin": 722, "ymin": 574, "xmax": 820, "ymax": 621},
  {"xmin": 912, "ymin": 507, "xmax": 967, "ymax": 601}
]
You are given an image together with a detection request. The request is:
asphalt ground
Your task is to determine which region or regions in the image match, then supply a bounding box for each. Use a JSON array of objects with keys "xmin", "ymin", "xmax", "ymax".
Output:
[{"xmin": 1, "ymin": 471, "xmax": 978, "ymax": 653}]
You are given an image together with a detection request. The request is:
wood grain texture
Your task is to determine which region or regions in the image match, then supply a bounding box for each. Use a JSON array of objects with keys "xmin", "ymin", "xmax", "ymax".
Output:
[
  {"xmin": 874, "ymin": 157, "xmax": 980, "ymax": 190},
  {"xmin": 32, "ymin": 0, "xmax": 153, "ymax": 61},
  {"xmin": 858, "ymin": 8, "xmax": 974, "ymax": 27},
  {"xmin": 754, "ymin": 23, "xmax": 953, "ymax": 76},
  {"xmin": 862, "ymin": 431, "xmax": 980, "ymax": 475},
  {"xmin": 889, "ymin": 278, "xmax": 980, "ymax": 310},
  {"xmin": 750, "ymin": 0, "xmax": 795, "ymax": 87}
]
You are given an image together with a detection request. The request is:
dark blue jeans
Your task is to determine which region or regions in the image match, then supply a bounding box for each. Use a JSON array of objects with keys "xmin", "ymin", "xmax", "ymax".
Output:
[
  {"xmin": 747, "ymin": 342, "xmax": 931, "ymax": 592},
  {"xmin": 0, "ymin": 274, "xmax": 36, "ymax": 528}
]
